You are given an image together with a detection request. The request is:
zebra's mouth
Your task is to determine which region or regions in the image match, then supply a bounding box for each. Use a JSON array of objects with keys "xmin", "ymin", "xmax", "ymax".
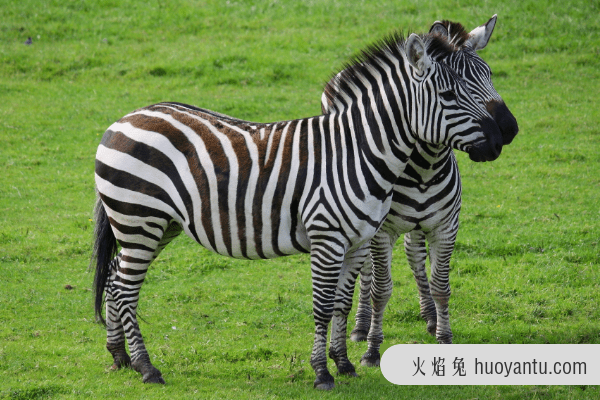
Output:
[
  {"xmin": 468, "ymin": 117, "xmax": 503, "ymax": 162},
  {"xmin": 469, "ymin": 146, "xmax": 501, "ymax": 162}
]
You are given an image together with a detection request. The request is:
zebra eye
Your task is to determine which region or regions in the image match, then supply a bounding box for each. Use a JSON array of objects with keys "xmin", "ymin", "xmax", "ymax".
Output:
[{"xmin": 440, "ymin": 90, "xmax": 457, "ymax": 102}]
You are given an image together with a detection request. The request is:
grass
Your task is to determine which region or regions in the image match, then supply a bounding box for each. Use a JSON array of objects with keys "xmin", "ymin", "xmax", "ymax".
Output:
[{"xmin": 1, "ymin": 0, "xmax": 599, "ymax": 398}]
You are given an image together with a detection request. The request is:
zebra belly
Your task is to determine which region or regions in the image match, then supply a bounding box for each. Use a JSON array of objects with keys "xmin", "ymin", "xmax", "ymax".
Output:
[{"xmin": 184, "ymin": 219, "xmax": 311, "ymax": 260}]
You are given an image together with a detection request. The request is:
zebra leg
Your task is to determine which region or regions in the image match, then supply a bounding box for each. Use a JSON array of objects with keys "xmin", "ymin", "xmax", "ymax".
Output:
[
  {"xmin": 349, "ymin": 255, "xmax": 373, "ymax": 342},
  {"xmin": 309, "ymin": 243, "xmax": 347, "ymax": 390},
  {"xmin": 110, "ymin": 222, "xmax": 182, "ymax": 384},
  {"xmin": 404, "ymin": 231, "xmax": 437, "ymax": 336},
  {"xmin": 329, "ymin": 245, "xmax": 370, "ymax": 376},
  {"xmin": 105, "ymin": 254, "xmax": 131, "ymax": 370},
  {"xmin": 426, "ymin": 229, "xmax": 456, "ymax": 344},
  {"xmin": 108, "ymin": 252, "xmax": 163, "ymax": 383},
  {"xmin": 361, "ymin": 231, "xmax": 395, "ymax": 367}
]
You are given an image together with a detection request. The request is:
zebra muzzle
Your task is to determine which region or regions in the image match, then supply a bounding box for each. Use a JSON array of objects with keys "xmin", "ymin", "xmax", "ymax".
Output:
[
  {"xmin": 486, "ymin": 100, "xmax": 519, "ymax": 146},
  {"xmin": 468, "ymin": 117, "xmax": 503, "ymax": 162}
]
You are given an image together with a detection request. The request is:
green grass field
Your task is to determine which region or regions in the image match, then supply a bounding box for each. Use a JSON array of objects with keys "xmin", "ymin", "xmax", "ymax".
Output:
[{"xmin": 1, "ymin": 0, "xmax": 599, "ymax": 398}]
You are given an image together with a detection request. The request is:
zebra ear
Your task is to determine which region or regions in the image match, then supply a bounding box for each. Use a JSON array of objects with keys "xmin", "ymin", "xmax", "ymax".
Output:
[
  {"xmin": 406, "ymin": 33, "xmax": 432, "ymax": 72},
  {"xmin": 467, "ymin": 14, "xmax": 497, "ymax": 51},
  {"xmin": 429, "ymin": 21, "xmax": 448, "ymax": 38}
]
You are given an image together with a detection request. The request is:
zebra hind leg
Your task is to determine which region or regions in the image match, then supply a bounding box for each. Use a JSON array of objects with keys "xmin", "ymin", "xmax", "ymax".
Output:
[
  {"xmin": 110, "ymin": 221, "xmax": 183, "ymax": 383},
  {"xmin": 108, "ymin": 254, "xmax": 163, "ymax": 383},
  {"xmin": 404, "ymin": 231, "xmax": 437, "ymax": 336},
  {"xmin": 349, "ymin": 257, "xmax": 373, "ymax": 342},
  {"xmin": 105, "ymin": 254, "xmax": 131, "ymax": 370}
]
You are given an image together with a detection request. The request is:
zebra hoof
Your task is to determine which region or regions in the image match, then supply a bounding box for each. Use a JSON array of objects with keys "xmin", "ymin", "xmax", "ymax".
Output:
[
  {"xmin": 426, "ymin": 320, "xmax": 437, "ymax": 336},
  {"xmin": 360, "ymin": 351, "xmax": 380, "ymax": 367},
  {"xmin": 350, "ymin": 329, "xmax": 369, "ymax": 342},
  {"xmin": 314, "ymin": 381, "xmax": 335, "ymax": 390},
  {"xmin": 336, "ymin": 361, "xmax": 357, "ymax": 376},
  {"xmin": 313, "ymin": 371, "xmax": 335, "ymax": 390},
  {"xmin": 328, "ymin": 348, "xmax": 357, "ymax": 376},
  {"xmin": 142, "ymin": 370, "xmax": 166, "ymax": 384},
  {"xmin": 109, "ymin": 361, "xmax": 129, "ymax": 371},
  {"xmin": 436, "ymin": 334, "xmax": 453, "ymax": 344},
  {"xmin": 107, "ymin": 343, "xmax": 131, "ymax": 370},
  {"xmin": 132, "ymin": 359, "xmax": 165, "ymax": 384}
]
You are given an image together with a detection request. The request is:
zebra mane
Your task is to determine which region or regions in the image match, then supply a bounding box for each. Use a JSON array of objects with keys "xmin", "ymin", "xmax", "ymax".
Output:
[
  {"xmin": 431, "ymin": 20, "xmax": 470, "ymax": 48},
  {"xmin": 323, "ymin": 32, "xmax": 457, "ymax": 114}
]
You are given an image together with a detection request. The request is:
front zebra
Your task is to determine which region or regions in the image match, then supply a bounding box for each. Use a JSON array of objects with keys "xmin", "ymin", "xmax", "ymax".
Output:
[
  {"xmin": 91, "ymin": 32, "xmax": 503, "ymax": 389},
  {"xmin": 321, "ymin": 16, "xmax": 518, "ymax": 365}
]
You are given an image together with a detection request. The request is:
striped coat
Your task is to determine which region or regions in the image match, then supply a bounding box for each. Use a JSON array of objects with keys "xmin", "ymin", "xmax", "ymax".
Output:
[
  {"xmin": 92, "ymin": 31, "xmax": 504, "ymax": 389},
  {"xmin": 321, "ymin": 16, "xmax": 518, "ymax": 367}
]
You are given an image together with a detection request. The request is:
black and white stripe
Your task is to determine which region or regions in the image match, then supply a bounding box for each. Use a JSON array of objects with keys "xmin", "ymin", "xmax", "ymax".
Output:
[
  {"xmin": 320, "ymin": 16, "xmax": 518, "ymax": 366},
  {"xmin": 91, "ymin": 31, "xmax": 503, "ymax": 389}
]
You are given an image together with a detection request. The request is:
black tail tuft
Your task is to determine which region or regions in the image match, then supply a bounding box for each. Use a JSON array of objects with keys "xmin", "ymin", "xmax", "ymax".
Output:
[{"xmin": 90, "ymin": 196, "xmax": 119, "ymax": 326}]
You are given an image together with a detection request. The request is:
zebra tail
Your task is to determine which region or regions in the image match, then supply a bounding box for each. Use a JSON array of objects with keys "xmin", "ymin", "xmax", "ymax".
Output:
[{"xmin": 91, "ymin": 196, "xmax": 118, "ymax": 326}]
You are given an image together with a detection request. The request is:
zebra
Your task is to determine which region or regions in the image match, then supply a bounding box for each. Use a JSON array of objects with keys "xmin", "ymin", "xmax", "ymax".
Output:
[
  {"xmin": 320, "ymin": 16, "xmax": 518, "ymax": 366},
  {"xmin": 91, "ymin": 31, "xmax": 504, "ymax": 390}
]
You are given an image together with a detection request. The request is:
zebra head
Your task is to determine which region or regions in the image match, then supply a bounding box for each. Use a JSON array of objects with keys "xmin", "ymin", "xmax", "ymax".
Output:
[
  {"xmin": 403, "ymin": 33, "xmax": 503, "ymax": 162},
  {"xmin": 430, "ymin": 15, "xmax": 519, "ymax": 145},
  {"xmin": 322, "ymin": 31, "xmax": 504, "ymax": 163}
]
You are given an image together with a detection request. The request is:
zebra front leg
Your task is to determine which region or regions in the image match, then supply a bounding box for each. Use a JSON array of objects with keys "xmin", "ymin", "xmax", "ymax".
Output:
[
  {"xmin": 105, "ymin": 254, "xmax": 131, "ymax": 370},
  {"xmin": 361, "ymin": 231, "xmax": 394, "ymax": 367},
  {"xmin": 404, "ymin": 231, "xmax": 437, "ymax": 336},
  {"xmin": 426, "ymin": 230, "xmax": 456, "ymax": 344},
  {"xmin": 329, "ymin": 245, "xmax": 369, "ymax": 375},
  {"xmin": 309, "ymin": 244, "xmax": 347, "ymax": 390},
  {"xmin": 350, "ymin": 255, "xmax": 373, "ymax": 342}
]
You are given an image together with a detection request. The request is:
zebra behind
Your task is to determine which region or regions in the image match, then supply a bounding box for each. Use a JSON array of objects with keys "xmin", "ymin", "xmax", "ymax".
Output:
[
  {"xmin": 321, "ymin": 16, "xmax": 518, "ymax": 366},
  {"xmin": 91, "ymin": 31, "xmax": 504, "ymax": 389}
]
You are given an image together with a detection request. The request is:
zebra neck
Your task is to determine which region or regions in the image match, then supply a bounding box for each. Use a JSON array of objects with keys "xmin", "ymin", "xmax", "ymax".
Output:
[{"xmin": 325, "ymin": 103, "xmax": 415, "ymax": 191}]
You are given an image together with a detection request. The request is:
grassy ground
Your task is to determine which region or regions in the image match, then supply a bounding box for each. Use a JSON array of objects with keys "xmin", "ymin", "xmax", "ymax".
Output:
[{"xmin": 1, "ymin": 0, "xmax": 599, "ymax": 398}]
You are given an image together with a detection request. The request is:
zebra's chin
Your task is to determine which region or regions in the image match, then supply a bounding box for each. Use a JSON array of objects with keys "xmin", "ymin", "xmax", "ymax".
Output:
[
  {"xmin": 468, "ymin": 145, "xmax": 502, "ymax": 162},
  {"xmin": 468, "ymin": 146, "xmax": 501, "ymax": 162}
]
